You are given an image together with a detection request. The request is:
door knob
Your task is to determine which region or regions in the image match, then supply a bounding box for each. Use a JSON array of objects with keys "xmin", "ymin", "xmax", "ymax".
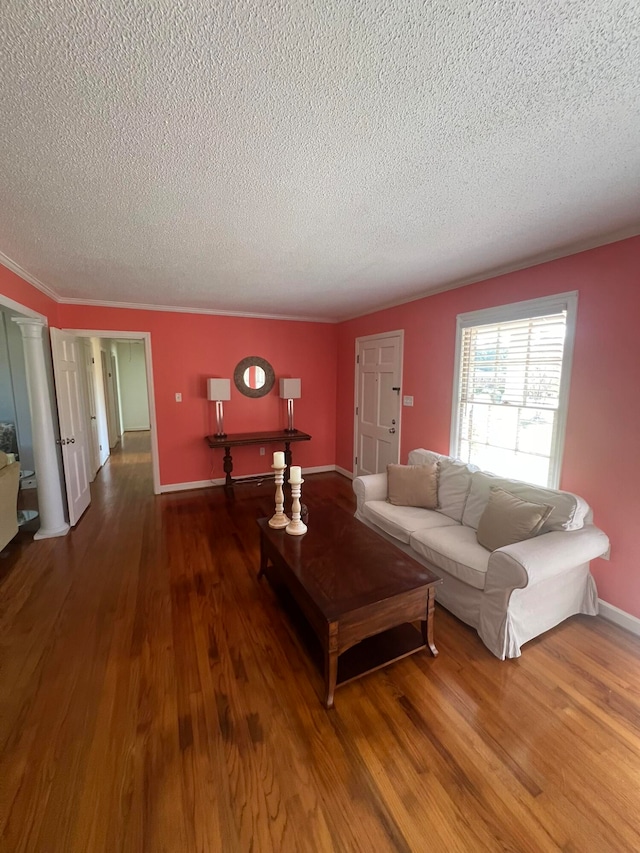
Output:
[
  {"xmin": 57, "ymin": 438, "xmax": 65, "ymax": 445},
  {"xmin": 69, "ymin": 437, "xmax": 76, "ymax": 444},
  {"xmin": 389, "ymin": 427, "xmax": 396, "ymax": 434}
]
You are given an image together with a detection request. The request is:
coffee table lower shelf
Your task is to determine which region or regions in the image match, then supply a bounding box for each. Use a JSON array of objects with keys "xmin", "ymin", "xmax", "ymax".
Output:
[
  {"xmin": 335, "ymin": 622, "xmax": 426, "ymax": 688},
  {"xmin": 270, "ymin": 581, "xmax": 430, "ymax": 706}
]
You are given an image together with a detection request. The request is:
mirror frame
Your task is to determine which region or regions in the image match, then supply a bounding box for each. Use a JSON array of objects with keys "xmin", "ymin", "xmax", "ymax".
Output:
[{"xmin": 233, "ymin": 356, "xmax": 275, "ymax": 398}]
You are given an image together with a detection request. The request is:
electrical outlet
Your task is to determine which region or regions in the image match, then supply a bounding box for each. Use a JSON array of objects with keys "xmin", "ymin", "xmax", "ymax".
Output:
[
  {"xmin": 259, "ymin": 447, "xmax": 265, "ymax": 456},
  {"xmin": 403, "ymin": 395, "xmax": 414, "ymax": 406},
  {"xmin": 175, "ymin": 392, "xmax": 182, "ymax": 402}
]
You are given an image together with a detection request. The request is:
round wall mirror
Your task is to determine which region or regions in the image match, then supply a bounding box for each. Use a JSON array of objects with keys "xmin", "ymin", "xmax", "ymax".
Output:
[{"xmin": 234, "ymin": 356, "xmax": 275, "ymax": 398}]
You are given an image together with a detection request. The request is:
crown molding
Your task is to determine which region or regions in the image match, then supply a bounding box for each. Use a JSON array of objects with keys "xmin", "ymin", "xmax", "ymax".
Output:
[
  {"xmin": 4, "ymin": 224, "xmax": 639, "ymax": 325},
  {"xmin": 337, "ymin": 225, "xmax": 640, "ymax": 323},
  {"xmin": 0, "ymin": 251, "xmax": 61, "ymax": 302},
  {"xmin": 57, "ymin": 295, "xmax": 337, "ymax": 324}
]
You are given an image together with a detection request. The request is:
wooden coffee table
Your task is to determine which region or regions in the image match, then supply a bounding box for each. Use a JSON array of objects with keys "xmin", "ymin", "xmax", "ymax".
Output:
[{"xmin": 257, "ymin": 506, "xmax": 442, "ymax": 708}]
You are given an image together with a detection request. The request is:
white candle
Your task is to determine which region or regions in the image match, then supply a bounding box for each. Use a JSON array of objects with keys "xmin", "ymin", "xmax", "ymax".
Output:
[
  {"xmin": 273, "ymin": 451, "xmax": 285, "ymax": 468},
  {"xmin": 289, "ymin": 465, "xmax": 302, "ymax": 484}
]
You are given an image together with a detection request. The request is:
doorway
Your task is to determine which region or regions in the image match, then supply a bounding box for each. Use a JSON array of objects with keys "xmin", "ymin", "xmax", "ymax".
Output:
[
  {"xmin": 354, "ymin": 331, "xmax": 404, "ymax": 477},
  {"xmin": 61, "ymin": 329, "xmax": 160, "ymax": 495}
]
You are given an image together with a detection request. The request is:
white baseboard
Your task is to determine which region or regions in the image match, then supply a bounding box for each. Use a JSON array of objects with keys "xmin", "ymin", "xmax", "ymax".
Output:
[
  {"xmin": 160, "ymin": 465, "xmax": 348, "ymax": 493},
  {"xmin": 598, "ymin": 599, "xmax": 640, "ymax": 638},
  {"xmin": 160, "ymin": 478, "xmax": 221, "ymax": 493},
  {"xmin": 335, "ymin": 465, "xmax": 353, "ymax": 480},
  {"xmin": 302, "ymin": 465, "xmax": 336, "ymax": 475}
]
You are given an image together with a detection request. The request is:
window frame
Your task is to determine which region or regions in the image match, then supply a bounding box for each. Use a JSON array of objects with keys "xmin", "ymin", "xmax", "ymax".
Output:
[{"xmin": 449, "ymin": 291, "xmax": 578, "ymax": 489}]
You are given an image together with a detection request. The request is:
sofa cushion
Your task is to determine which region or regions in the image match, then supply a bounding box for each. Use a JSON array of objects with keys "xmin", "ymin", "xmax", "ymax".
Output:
[
  {"xmin": 476, "ymin": 487, "xmax": 553, "ymax": 551},
  {"xmin": 408, "ymin": 448, "xmax": 477, "ymax": 522},
  {"xmin": 362, "ymin": 500, "xmax": 457, "ymax": 544},
  {"xmin": 387, "ymin": 462, "xmax": 438, "ymax": 509},
  {"xmin": 410, "ymin": 525, "xmax": 490, "ymax": 590},
  {"xmin": 462, "ymin": 471, "xmax": 589, "ymax": 533}
]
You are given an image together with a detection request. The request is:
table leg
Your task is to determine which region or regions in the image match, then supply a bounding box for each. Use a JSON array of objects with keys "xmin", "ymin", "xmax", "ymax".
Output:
[
  {"xmin": 223, "ymin": 447, "xmax": 233, "ymax": 493},
  {"xmin": 284, "ymin": 441, "xmax": 292, "ymax": 486},
  {"xmin": 324, "ymin": 623, "xmax": 339, "ymax": 709},
  {"xmin": 421, "ymin": 587, "xmax": 438, "ymax": 657},
  {"xmin": 258, "ymin": 533, "xmax": 268, "ymax": 579}
]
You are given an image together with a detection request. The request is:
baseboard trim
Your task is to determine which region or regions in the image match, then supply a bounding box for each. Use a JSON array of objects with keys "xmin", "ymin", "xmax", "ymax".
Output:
[
  {"xmin": 598, "ymin": 599, "xmax": 640, "ymax": 637},
  {"xmin": 335, "ymin": 465, "xmax": 353, "ymax": 480},
  {"xmin": 160, "ymin": 465, "xmax": 347, "ymax": 493},
  {"xmin": 302, "ymin": 465, "xmax": 336, "ymax": 475},
  {"xmin": 160, "ymin": 479, "xmax": 221, "ymax": 493}
]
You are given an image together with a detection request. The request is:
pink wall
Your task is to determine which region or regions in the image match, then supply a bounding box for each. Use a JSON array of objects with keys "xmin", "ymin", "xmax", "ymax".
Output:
[
  {"xmin": 0, "ymin": 265, "xmax": 59, "ymax": 323},
  {"xmin": 58, "ymin": 304, "xmax": 337, "ymax": 487},
  {"xmin": 3, "ymin": 235, "xmax": 640, "ymax": 618},
  {"xmin": 336, "ymin": 236, "xmax": 640, "ymax": 618}
]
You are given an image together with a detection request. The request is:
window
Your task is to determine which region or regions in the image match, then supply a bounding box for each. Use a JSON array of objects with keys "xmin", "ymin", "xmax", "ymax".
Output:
[{"xmin": 450, "ymin": 293, "xmax": 577, "ymax": 488}]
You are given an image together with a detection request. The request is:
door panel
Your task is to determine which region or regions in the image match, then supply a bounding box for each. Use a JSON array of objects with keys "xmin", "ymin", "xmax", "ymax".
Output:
[
  {"xmin": 355, "ymin": 333, "xmax": 402, "ymax": 477},
  {"xmin": 361, "ymin": 372, "xmax": 377, "ymax": 424},
  {"xmin": 379, "ymin": 372, "xmax": 397, "ymax": 426},
  {"xmin": 380, "ymin": 344, "xmax": 396, "ymax": 364},
  {"xmin": 360, "ymin": 434, "xmax": 376, "ymax": 474},
  {"xmin": 51, "ymin": 329, "xmax": 91, "ymax": 526}
]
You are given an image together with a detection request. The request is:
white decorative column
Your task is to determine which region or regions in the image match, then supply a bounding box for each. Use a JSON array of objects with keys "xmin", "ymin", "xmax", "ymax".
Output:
[{"xmin": 13, "ymin": 318, "xmax": 69, "ymax": 539}]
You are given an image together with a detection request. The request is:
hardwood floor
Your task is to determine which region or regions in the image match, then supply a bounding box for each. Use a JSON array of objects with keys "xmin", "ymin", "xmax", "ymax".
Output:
[{"xmin": 1, "ymin": 432, "xmax": 639, "ymax": 852}]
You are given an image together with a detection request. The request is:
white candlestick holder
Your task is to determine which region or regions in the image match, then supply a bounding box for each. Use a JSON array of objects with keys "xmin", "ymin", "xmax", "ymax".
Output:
[
  {"xmin": 286, "ymin": 478, "xmax": 307, "ymax": 536},
  {"xmin": 268, "ymin": 464, "xmax": 290, "ymax": 529}
]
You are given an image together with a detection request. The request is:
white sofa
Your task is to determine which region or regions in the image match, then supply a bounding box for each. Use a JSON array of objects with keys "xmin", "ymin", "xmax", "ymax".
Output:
[{"xmin": 353, "ymin": 449, "xmax": 610, "ymax": 659}]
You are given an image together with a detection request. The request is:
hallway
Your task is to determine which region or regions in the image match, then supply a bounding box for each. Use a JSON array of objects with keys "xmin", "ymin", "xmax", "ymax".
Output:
[{"xmin": 1, "ymin": 434, "xmax": 640, "ymax": 852}]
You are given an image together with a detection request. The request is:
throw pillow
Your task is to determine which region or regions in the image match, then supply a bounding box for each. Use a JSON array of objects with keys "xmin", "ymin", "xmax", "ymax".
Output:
[
  {"xmin": 476, "ymin": 487, "xmax": 553, "ymax": 551},
  {"xmin": 387, "ymin": 462, "xmax": 439, "ymax": 509}
]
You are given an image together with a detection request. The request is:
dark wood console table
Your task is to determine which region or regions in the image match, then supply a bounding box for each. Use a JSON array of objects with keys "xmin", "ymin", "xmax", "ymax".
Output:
[{"xmin": 205, "ymin": 429, "xmax": 311, "ymax": 494}]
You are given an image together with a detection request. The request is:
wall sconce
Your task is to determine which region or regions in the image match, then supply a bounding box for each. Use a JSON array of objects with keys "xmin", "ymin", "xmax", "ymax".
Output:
[
  {"xmin": 207, "ymin": 378, "xmax": 231, "ymax": 437},
  {"xmin": 280, "ymin": 378, "xmax": 301, "ymax": 433}
]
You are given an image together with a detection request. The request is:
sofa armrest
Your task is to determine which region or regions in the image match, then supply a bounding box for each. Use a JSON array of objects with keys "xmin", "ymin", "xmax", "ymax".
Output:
[
  {"xmin": 487, "ymin": 525, "xmax": 610, "ymax": 591},
  {"xmin": 352, "ymin": 473, "xmax": 388, "ymax": 515}
]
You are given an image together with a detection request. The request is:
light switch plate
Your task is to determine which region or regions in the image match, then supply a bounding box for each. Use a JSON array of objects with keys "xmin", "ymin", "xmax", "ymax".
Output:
[
  {"xmin": 403, "ymin": 395, "xmax": 414, "ymax": 406},
  {"xmin": 175, "ymin": 392, "xmax": 182, "ymax": 402}
]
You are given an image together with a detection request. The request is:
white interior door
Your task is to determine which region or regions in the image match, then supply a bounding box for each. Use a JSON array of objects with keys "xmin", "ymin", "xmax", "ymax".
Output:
[
  {"xmin": 111, "ymin": 353, "xmax": 122, "ymax": 437},
  {"xmin": 101, "ymin": 349, "xmax": 117, "ymax": 448},
  {"xmin": 50, "ymin": 328, "xmax": 91, "ymax": 525},
  {"xmin": 355, "ymin": 332, "xmax": 403, "ymax": 476},
  {"xmin": 82, "ymin": 339, "xmax": 100, "ymax": 478}
]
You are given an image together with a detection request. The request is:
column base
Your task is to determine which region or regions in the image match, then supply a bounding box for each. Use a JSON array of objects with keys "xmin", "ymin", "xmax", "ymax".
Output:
[{"xmin": 34, "ymin": 523, "xmax": 70, "ymax": 540}]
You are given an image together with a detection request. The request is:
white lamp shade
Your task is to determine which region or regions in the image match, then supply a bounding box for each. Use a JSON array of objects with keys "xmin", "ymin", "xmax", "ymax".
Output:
[
  {"xmin": 207, "ymin": 378, "xmax": 231, "ymax": 401},
  {"xmin": 279, "ymin": 378, "xmax": 301, "ymax": 399}
]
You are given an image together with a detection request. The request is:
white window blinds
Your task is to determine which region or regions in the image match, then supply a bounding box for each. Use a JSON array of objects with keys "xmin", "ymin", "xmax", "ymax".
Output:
[{"xmin": 451, "ymin": 295, "xmax": 576, "ymax": 487}]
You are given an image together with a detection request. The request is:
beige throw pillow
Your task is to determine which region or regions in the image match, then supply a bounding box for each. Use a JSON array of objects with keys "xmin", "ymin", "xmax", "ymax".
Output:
[
  {"xmin": 476, "ymin": 487, "xmax": 553, "ymax": 551},
  {"xmin": 387, "ymin": 462, "xmax": 439, "ymax": 509}
]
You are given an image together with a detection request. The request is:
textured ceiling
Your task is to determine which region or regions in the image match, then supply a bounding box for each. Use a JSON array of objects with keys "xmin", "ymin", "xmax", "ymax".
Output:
[{"xmin": 1, "ymin": 1, "xmax": 639, "ymax": 322}]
